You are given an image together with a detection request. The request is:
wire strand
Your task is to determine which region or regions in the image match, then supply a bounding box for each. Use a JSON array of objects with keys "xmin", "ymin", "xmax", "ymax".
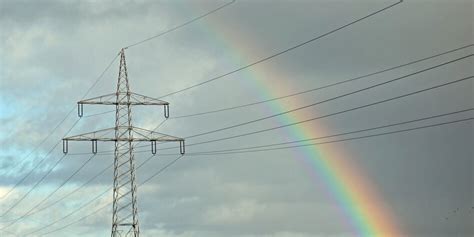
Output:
[
  {"xmin": 76, "ymin": 73, "xmax": 474, "ymax": 156},
  {"xmin": 179, "ymin": 109, "xmax": 474, "ymax": 154},
  {"xmin": 28, "ymin": 115, "xmax": 473, "ymax": 236},
  {"xmin": 24, "ymin": 154, "xmax": 180, "ymax": 236},
  {"xmin": 125, "ymin": 0, "xmax": 236, "ymax": 48},
  {"xmin": 183, "ymin": 55, "xmax": 472, "ymax": 139},
  {"xmin": 186, "ymin": 118, "xmax": 473, "ymax": 156},
  {"xmin": 171, "ymin": 44, "xmax": 473, "ymax": 119},
  {"xmin": 16, "ymin": 162, "xmax": 112, "ymax": 221},
  {"xmin": 0, "ymin": 154, "xmax": 97, "ymax": 229},
  {"xmin": 1, "ymin": 154, "xmax": 68, "ymax": 217},
  {"xmin": 0, "ymin": 53, "xmax": 119, "ymax": 200},
  {"xmin": 0, "ymin": 118, "xmax": 81, "ymax": 206},
  {"xmin": 157, "ymin": 0, "xmax": 404, "ymax": 99},
  {"xmin": 133, "ymin": 75, "xmax": 474, "ymax": 153},
  {"xmin": 36, "ymin": 155, "xmax": 184, "ymax": 236},
  {"xmin": 83, "ymin": 50, "xmax": 474, "ymax": 154}
]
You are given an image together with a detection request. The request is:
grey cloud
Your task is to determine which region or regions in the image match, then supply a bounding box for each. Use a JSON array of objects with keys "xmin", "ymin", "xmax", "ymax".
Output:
[{"xmin": 0, "ymin": 0, "xmax": 473, "ymax": 237}]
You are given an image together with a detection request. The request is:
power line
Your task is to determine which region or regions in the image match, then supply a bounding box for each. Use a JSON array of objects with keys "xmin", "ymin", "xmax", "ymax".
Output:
[
  {"xmin": 1, "ymin": 154, "xmax": 67, "ymax": 217},
  {"xmin": 23, "ymin": 188, "xmax": 111, "ymax": 236},
  {"xmin": 36, "ymin": 75, "xmax": 468, "ymax": 231},
  {"xmin": 3, "ymin": 0, "xmax": 230, "ymax": 200},
  {"xmin": 38, "ymin": 156, "xmax": 185, "ymax": 236},
  {"xmin": 2, "ymin": 121, "xmax": 111, "ymax": 220},
  {"xmin": 171, "ymin": 44, "xmax": 473, "ymax": 119},
  {"xmin": 0, "ymin": 154, "xmax": 97, "ymax": 229},
  {"xmin": 75, "ymin": 67, "xmax": 474, "ymax": 156},
  {"xmin": 78, "ymin": 0, "xmax": 239, "ymax": 118},
  {"xmin": 157, "ymin": 0, "xmax": 404, "ymax": 99},
  {"xmin": 10, "ymin": 53, "xmax": 117, "ymax": 168},
  {"xmin": 29, "ymin": 161, "xmax": 112, "ymax": 214},
  {"xmin": 52, "ymin": 87, "xmax": 474, "ymax": 229},
  {"xmin": 138, "ymin": 155, "xmax": 184, "ymax": 186},
  {"xmin": 0, "ymin": 160, "xmax": 113, "ymax": 224},
  {"xmin": 182, "ymin": 55, "xmax": 472, "ymax": 140},
  {"xmin": 3, "ymin": 153, "xmax": 138, "ymax": 224},
  {"xmin": 23, "ymin": 154, "xmax": 182, "ymax": 236},
  {"xmin": 68, "ymin": 0, "xmax": 414, "ymax": 157},
  {"xmin": 125, "ymin": 0, "xmax": 236, "ymax": 48},
  {"xmin": 0, "ymin": 117, "xmax": 82, "ymax": 213},
  {"xmin": 175, "ymin": 109, "xmax": 474, "ymax": 155},
  {"xmin": 26, "ymin": 75, "xmax": 471, "ymax": 233},
  {"xmin": 1, "ymin": 0, "xmax": 418, "ymax": 235},
  {"xmin": 0, "ymin": 53, "xmax": 119, "ymax": 200},
  {"xmin": 183, "ymin": 118, "xmax": 474, "ymax": 156},
  {"xmin": 29, "ymin": 113, "xmax": 473, "ymax": 235},
  {"xmin": 79, "ymin": 45, "xmax": 474, "ymax": 155},
  {"xmin": 133, "ymin": 75, "xmax": 473, "ymax": 153},
  {"xmin": 39, "ymin": 199, "xmax": 110, "ymax": 236}
]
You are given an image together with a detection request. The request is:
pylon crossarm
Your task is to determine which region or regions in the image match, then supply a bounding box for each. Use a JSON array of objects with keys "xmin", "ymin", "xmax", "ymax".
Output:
[
  {"xmin": 79, "ymin": 93, "xmax": 116, "ymax": 105},
  {"xmin": 63, "ymin": 127, "xmax": 117, "ymax": 141},
  {"xmin": 129, "ymin": 92, "xmax": 169, "ymax": 105},
  {"xmin": 78, "ymin": 92, "xmax": 168, "ymax": 106},
  {"xmin": 131, "ymin": 126, "xmax": 183, "ymax": 142},
  {"xmin": 66, "ymin": 138, "xmax": 182, "ymax": 142},
  {"xmin": 63, "ymin": 126, "xmax": 183, "ymax": 142},
  {"xmin": 130, "ymin": 126, "xmax": 185, "ymax": 155},
  {"xmin": 77, "ymin": 92, "xmax": 171, "ymax": 118},
  {"xmin": 62, "ymin": 126, "xmax": 184, "ymax": 154}
]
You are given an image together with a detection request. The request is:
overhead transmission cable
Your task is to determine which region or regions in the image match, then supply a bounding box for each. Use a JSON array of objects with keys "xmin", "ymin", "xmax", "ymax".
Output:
[
  {"xmin": 29, "ymin": 107, "xmax": 473, "ymax": 235},
  {"xmin": 0, "ymin": 123, "xmax": 114, "ymax": 218},
  {"xmin": 12, "ymin": 0, "xmax": 464, "ymax": 233},
  {"xmin": 171, "ymin": 44, "xmax": 473, "ymax": 119},
  {"xmin": 2, "ymin": 129, "xmax": 131, "ymax": 223},
  {"xmin": 81, "ymin": 44, "xmax": 474, "ymax": 122},
  {"xmin": 3, "ymin": 143, "xmax": 162, "ymax": 225},
  {"xmin": 0, "ymin": 160, "xmax": 113, "ymax": 223},
  {"xmin": 70, "ymin": 55, "xmax": 474, "ymax": 157},
  {"xmin": 1, "ymin": 0, "xmax": 231, "ymax": 218},
  {"xmin": 125, "ymin": 0, "xmax": 236, "ymax": 48},
  {"xmin": 182, "ymin": 55, "xmax": 472, "ymax": 140},
  {"xmin": 23, "ymin": 154, "xmax": 183, "ymax": 236},
  {"xmin": 3, "ymin": 106, "xmax": 165, "ymax": 224},
  {"xmin": 29, "ymin": 0, "xmax": 474, "ymax": 233},
  {"xmin": 0, "ymin": 54, "xmax": 119, "ymax": 200},
  {"xmin": 176, "ymin": 109, "xmax": 474, "ymax": 155},
  {"xmin": 182, "ymin": 118, "xmax": 474, "ymax": 156},
  {"xmin": 47, "ymin": 75, "xmax": 474, "ymax": 227},
  {"xmin": 26, "ymin": 74, "xmax": 472, "ymax": 232},
  {"xmin": 40, "ymin": 155, "xmax": 185, "ymax": 236},
  {"xmin": 127, "ymin": 75, "xmax": 474, "ymax": 153},
  {"xmin": 0, "ymin": 118, "xmax": 83, "ymax": 217},
  {"xmin": 157, "ymin": 0, "xmax": 404, "ymax": 99},
  {"xmin": 0, "ymin": 154, "xmax": 97, "ymax": 229}
]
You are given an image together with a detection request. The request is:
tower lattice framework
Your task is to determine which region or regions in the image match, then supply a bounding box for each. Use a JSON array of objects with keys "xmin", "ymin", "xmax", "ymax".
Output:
[{"xmin": 63, "ymin": 48, "xmax": 185, "ymax": 237}]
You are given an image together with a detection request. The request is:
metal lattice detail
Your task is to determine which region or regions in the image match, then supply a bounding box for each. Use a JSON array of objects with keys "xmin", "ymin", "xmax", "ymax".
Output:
[
  {"xmin": 63, "ymin": 48, "xmax": 184, "ymax": 237},
  {"xmin": 111, "ymin": 49, "xmax": 139, "ymax": 237}
]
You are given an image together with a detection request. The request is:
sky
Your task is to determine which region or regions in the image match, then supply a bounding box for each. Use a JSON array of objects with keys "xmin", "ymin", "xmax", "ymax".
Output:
[{"xmin": 0, "ymin": 0, "xmax": 473, "ymax": 236}]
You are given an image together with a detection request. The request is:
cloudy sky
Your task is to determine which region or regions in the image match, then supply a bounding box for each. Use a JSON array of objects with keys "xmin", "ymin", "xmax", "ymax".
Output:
[{"xmin": 0, "ymin": 0, "xmax": 473, "ymax": 236}]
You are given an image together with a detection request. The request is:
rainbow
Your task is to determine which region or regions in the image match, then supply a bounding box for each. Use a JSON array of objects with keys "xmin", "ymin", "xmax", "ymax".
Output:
[{"xmin": 180, "ymin": 2, "xmax": 403, "ymax": 236}]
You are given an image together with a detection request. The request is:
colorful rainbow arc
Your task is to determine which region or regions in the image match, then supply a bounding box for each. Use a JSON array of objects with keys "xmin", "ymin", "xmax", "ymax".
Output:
[{"xmin": 184, "ymin": 1, "xmax": 404, "ymax": 236}]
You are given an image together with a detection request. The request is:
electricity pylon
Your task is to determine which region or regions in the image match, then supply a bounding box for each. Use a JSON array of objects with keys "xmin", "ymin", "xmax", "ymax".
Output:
[{"xmin": 62, "ymin": 48, "xmax": 185, "ymax": 237}]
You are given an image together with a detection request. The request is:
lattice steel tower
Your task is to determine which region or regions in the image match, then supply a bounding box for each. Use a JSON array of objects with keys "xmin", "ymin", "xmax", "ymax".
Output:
[{"xmin": 62, "ymin": 48, "xmax": 185, "ymax": 237}]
